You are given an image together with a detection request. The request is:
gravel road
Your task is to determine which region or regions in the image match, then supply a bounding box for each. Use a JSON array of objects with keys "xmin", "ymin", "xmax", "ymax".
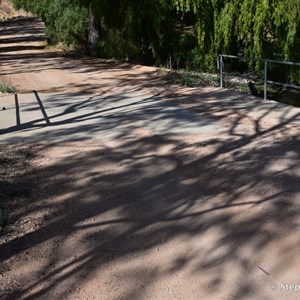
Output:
[{"xmin": 0, "ymin": 17, "xmax": 299, "ymax": 300}]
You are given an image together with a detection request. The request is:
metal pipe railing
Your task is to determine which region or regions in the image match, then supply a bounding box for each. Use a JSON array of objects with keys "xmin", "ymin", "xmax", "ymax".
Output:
[{"xmin": 217, "ymin": 54, "xmax": 300, "ymax": 100}]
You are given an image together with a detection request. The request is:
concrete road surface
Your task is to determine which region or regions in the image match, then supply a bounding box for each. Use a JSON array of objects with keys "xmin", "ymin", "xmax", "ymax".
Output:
[{"xmin": 1, "ymin": 88, "xmax": 299, "ymax": 144}]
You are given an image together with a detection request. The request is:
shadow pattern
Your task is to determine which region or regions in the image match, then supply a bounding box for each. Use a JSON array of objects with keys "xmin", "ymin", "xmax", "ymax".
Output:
[
  {"xmin": 0, "ymin": 16, "xmax": 299, "ymax": 300},
  {"xmin": 0, "ymin": 105, "xmax": 299, "ymax": 299}
]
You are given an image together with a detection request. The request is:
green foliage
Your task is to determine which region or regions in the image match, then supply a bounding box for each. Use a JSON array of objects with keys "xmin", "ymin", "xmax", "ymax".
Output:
[
  {"xmin": 13, "ymin": 0, "xmax": 88, "ymax": 48},
  {"xmin": 13, "ymin": 0, "xmax": 180, "ymax": 62},
  {"xmin": 91, "ymin": 0, "xmax": 181, "ymax": 64},
  {"xmin": 12, "ymin": 0, "xmax": 300, "ymax": 81},
  {"xmin": 0, "ymin": 78, "xmax": 17, "ymax": 94},
  {"xmin": 174, "ymin": 1, "xmax": 300, "ymax": 75}
]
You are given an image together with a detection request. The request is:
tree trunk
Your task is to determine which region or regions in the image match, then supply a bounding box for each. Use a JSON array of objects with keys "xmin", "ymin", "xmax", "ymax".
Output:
[{"xmin": 88, "ymin": 3, "xmax": 99, "ymax": 56}]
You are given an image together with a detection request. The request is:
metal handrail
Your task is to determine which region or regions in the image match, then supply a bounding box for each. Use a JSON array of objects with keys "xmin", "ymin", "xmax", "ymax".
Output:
[{"xmin": 217, "ymin": 54, "xmax": 300, "ymax": 100}]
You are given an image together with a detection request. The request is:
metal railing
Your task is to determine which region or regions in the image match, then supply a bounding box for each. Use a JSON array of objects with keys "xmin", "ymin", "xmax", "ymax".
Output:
[{"xmin": 217, "ymin": 54, "xmax": 300, "ymax": 100}]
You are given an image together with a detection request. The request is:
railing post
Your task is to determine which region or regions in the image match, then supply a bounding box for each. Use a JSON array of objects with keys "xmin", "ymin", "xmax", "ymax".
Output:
[
  {"xmin": 264, "ymin": 61, "xmax": 268, "ymax": 100},
  {"xmin": 217, "ymin": 54, "xmax": 300, "ymax": 97},
  {"xmin": 220, "ymin": 55, "xmax": 223, "ymax": 88}
]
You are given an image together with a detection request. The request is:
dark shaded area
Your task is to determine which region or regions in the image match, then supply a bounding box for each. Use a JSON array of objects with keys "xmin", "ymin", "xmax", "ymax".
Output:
[
  {"xmin": 33, "ymin": 90, "xmax": 50, "ymax": 125},
  {"xmin": 0, "ymin": 45, "xmax": 45, "ymax": 53},
  {"xmin": 0, "ymin": 35, "xmax": 44, "ymax": 44},
  {"xmin": 0, "ymin": 18, "xmax": 45, "ymax": 54},
  {"xmin": 248, "ymin": 81, "xmax": 258, "ymax": 96},
  {"xmin": 0, "ymin": 147, "xmax": 34, "ymax": 210},
  {"xmin": 269, "ymin": 87, "xmax": 300, "ymax": 108},
  {"xmin": 0, "ymin": 17, "xmax": 44, "ymax": 36},
  {"xmin": 14, "ymin": 94, "xmax": 20, "ymax": 126}
]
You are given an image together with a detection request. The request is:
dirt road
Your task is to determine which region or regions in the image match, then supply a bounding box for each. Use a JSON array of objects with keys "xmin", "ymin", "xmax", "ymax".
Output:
[{"xmin": 0, "ymin": 17, "xmax": 300, "ymax": 300}]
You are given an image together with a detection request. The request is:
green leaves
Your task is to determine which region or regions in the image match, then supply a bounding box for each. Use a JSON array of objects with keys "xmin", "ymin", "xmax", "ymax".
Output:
[
  {"xmin": 11, "ymin": 0, "xmax": 300, "ymax": 78},
  {"xmin": 13, "ymin": 0, "xmax": 88, "ymax": 48},
  {"xmin": 176, "ymin": 0, "xmax": 300, "ymax": 75}
]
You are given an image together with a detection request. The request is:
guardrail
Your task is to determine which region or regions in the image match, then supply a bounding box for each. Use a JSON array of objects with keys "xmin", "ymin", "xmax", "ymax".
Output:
[{"xmin": 217, "ymin": 54, "xmax": 300, "ymax": 100}]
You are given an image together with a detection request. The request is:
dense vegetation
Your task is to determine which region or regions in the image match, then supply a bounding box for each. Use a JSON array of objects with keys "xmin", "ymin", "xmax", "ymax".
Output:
[{"xmin": 12, "ymin": 0, "xmax": 300, "ymax": 81}]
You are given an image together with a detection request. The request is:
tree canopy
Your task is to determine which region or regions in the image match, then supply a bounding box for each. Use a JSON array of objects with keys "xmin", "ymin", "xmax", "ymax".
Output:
[{"xmin": 12, "ymin": 0, "xmax": 300, "ymax": 79}]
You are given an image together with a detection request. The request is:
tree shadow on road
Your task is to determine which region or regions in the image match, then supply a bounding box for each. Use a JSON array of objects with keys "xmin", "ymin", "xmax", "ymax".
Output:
[
  {"xmin": 0, "ymin": 16, "xmax": 300, "ymax": 300},
  {"xmin": 0, "ymin": 106, "xmax": 299, "ymax": 299}
]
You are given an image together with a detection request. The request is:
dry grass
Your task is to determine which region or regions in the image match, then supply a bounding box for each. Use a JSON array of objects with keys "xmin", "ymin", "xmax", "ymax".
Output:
[{"xmin": 0, "ymin": 0, "xmax": 29, "ymax": 20}]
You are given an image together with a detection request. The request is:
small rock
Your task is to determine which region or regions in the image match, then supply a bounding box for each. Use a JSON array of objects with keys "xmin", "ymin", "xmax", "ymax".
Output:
[{"xmin": 2, "ymin": 107, "xmax": 6, "ymax": 110}]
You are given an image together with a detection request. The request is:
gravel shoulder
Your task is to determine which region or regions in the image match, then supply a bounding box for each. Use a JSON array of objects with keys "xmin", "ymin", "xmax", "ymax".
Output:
[{"xmin": 0, "ymin": 17, "xmax": 300, "ymax": 300}]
